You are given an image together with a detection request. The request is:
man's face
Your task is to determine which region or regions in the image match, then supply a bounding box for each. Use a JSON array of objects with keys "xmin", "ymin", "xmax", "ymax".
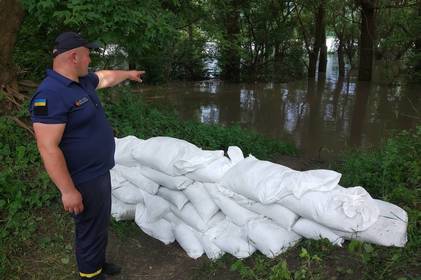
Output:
[{"xmin": 75, "ymin": 47, "xmax": 91, "ymax": 76}]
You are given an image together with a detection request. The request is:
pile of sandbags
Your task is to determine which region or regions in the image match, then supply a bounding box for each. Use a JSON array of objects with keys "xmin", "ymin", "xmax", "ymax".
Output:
[{"xmin": 110, "ymin": 136, "xmax": 408, "ymax": 260}]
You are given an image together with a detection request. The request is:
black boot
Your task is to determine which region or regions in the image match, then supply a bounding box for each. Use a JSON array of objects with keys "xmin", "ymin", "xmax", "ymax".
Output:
[{"xmin": 103, "ymin": 262, "xmax": 122, "ymax": 276}]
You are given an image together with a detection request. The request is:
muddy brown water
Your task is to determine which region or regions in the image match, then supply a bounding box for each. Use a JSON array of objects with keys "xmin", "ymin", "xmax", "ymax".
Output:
[{"xmin": 135, "ymin": 58, "xmax": 420, "ymax": 160}]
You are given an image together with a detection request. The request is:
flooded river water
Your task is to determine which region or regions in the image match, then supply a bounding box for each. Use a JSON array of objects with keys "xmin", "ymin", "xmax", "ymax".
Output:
[{"xmin": 135, "ymin": 57, "xmax": 420, "ymax": 159}]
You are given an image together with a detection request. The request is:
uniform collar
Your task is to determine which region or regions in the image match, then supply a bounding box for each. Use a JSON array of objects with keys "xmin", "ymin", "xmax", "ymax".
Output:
[{"xmin": 47, "ymin": 69, "xmax": 77, "ymax": 87}]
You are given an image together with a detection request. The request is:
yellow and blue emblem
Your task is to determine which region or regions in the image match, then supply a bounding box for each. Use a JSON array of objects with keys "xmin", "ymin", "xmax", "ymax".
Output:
[{"xmin": 33, "ymin": 98, "xmax": 48, "ymax": 116}]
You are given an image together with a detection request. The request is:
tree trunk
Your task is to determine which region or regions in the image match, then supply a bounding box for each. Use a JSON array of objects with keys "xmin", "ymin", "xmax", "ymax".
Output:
[
  {"xmin": 415, "ymin": 3, "xmax": 421, "ymax": 73},
  {"xmin": 274, "ymin": 43, "xmax": 285, "ymax": 82},
  {"xmin": 308, "ymin": 52, "xmax": 318, "ymax": 79},
  {"xmin": 318, "ymin": 41, "xmax": 327, "ymax": 74},
  {"xmin": 221, "ymin": 1, "xmax": 241, "ymax": 82},
  {"xmin": 308, "ymin": 1, "xmax": 325, "ymax": 79},
  {"xmin": 350, "ymin": 82, "xmax": 370, "ymax": 146},
  {"xmin": 345, "ymin": 38, "xmax": 355, "ymax": 67},
  {"xmin": 357, "ymin": 0, "xmax": 376, "ymax": 81},
  {"xmin": 0, "ymin": 0, "xmax": 25, "ymax": 88},
  {"xmin": 318, "ymin": 3, "xmax": 327, "ymax": 74},
  {"xmin": 337, "ymin": 38, "xmax": 345, "ymax": 77}
]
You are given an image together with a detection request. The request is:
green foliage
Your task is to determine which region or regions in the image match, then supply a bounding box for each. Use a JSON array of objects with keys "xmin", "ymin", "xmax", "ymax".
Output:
[
  {"xmin": 229, "ymin": 248, "xmax": 325, "ymax": 280},
  {"xmin": 338, "ymin": 127, "xmax": 421, "ymax": 203},
  {"xmin": 15, "ymin": 0, "xmax": 208, "ymax": 82},
  {"xmin": 230, "ymin": 254, "xmax": 284, "ymax": 280},
  {"xmin": 12, "ymin": 0, "xmax": 421, "ymax": 82},
  {"xmin": 102, "ymin": 87, "xmax": 296, "ymax": 160},
  {"xmin": 0, "ymin": 117, "xmax": 58, "ymax": 277},
  {"xmin": 334, "ymin": 127, "xmax": 420, "ymax": 279},
  {"xmin": 208, "ymin": 0, "xmax": 307, "ymax": 82}
]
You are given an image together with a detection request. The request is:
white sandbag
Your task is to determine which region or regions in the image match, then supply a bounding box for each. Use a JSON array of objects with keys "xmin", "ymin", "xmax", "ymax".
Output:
[
  {"xmin": 138, "ymin": 166, "xmax": 193, "ymax": 190},
  {"xmin": 246, "ymin": 218, "xmax": 302, "ymax": 258},
  {"xmin": 174, "ymin": 223, "xmax": 204, "ymax": 259},
  {"xmin": 163, "ymin": 212, "xmax": 183, "ymax": 226},
  {"xmin": 221, "ymin": 156, "xmax": 341, "ymax": 204},
  {"xmin": 183, "ymin": 182, "xmax": 219, "ymax": 222},
  {"xmin": 157, "ymin": 187, "xmax": 189, "ymax": 210},
  {"xmin": 175, "ymin": 149, "xmax": 225, "ymax": 174},
  {"xmin": 207, "ymin": 211, "xmax": 226, "ymax": 228},
  {"xmin": 142, "ymin": 192, "xmax": 170, "ymax": 223},
  {"xmin": 112, "ymin": 181, "xmax": 144, "ymax": 204},
  {"xmin": 205, "ymin": 219, "xmax": 256, "ymax": 258},
  {"xmin": 218, "ymin": 187, "xmax": 298, "ymax": 230},
  {"xmin": 185, "ymin": 146, "xmax": 244, "ymax": 183},
  {"xmin": 292, "ymin": 218, "xmax": 344, "ymax": 246},
  {"xmin": 135, "ymin": 204, "xmax": 175, "ymax": 245},
  {"xmin": 170, "ymin": 203, "xmax": 208, "ymax": 232},
  {"xmin": 199, "ymin": 233, "xmax": 225, "ymax": 260},
  {"xmin": 111, "ymin": 195, "xmax": 136, "ymax": 221},
  {"xmin": 204, "ymin": 184, "xmax": 259, "ymax": 226},
  {"xmin": 278, "ymin": 186, "xmax": 379, "ymax": 232},
  {"xmin": 132, "ymin": 136, "xmax": 223, "ymax": 175},
  {"xmin": 226, "ymin": 146, "xmax": 244, "ymax": 163},
  {"xmin": 185, "ymin": 157, "xmax": 232, "ymax": 183},
  {"xmin": 110, "ymin": 168, "xmax": 127, "ymax": 190},
  {"xmin": 167, "ymin": 213, "xmax": 224, "ymax": 260},
  {"xmin": 333, "ymin": 199, "xmax": 408, "ymax": 247},
  {"xmin": 115, "ymin": 165, "xmax": 160, "ymax": 194},
  {"xmin": 114, "ymin": 136, "xmax": 144, "ymax": 167}
]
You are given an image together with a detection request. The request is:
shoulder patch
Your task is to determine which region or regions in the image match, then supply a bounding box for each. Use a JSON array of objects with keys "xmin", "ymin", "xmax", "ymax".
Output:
[{"xmin": 33, "ymin": 98, "xmax": 48, "ymax": 116}]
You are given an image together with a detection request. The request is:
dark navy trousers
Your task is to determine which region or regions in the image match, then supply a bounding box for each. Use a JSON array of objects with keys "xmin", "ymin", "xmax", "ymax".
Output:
[{"xmin": 73, "ymin": 171, "xmax": 111, "ymax": 279}]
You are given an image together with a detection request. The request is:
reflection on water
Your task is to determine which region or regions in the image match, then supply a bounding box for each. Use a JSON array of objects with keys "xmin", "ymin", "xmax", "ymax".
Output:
[
  {"xmin": 137, "ymin": 56, "xmax": 421, "ymax": 159},
  {"xmin": 200, "ymin": 105, "xmax": 219, "ymax": 123}
]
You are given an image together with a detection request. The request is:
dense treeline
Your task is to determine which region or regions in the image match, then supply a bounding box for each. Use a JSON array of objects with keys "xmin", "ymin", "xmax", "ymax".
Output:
[{"xmin": 0, "ymin": 0, "xmax": 420, "ymax": 89}]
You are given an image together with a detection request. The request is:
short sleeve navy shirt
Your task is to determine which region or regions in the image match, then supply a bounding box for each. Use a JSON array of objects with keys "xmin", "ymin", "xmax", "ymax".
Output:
[{"xmin": 30, "ymin": 69, "xmax": 115, "ymax": 185}]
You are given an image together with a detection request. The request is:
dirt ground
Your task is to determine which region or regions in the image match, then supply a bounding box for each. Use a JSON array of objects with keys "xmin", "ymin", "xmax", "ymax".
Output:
[{"xmin": 106, "ymin": 228, "xmax": 239, "ymax": 280}]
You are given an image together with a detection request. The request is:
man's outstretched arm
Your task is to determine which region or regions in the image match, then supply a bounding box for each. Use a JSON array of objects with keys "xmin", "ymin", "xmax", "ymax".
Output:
[{"xmin": 95, "ymin": 70, "xmax": 145, "ymax": 89}]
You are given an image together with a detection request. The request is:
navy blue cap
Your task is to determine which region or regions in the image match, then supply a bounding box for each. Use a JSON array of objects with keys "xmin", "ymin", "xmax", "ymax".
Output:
[{"xmin": 53, "ymin": 32, "xmax": 100, "ymax": 57}]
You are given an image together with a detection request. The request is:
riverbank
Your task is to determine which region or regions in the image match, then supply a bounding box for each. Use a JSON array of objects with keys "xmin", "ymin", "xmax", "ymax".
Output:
[{"xmin": 0, "ymin": 87, "xmax": 419, "ymax": 279}]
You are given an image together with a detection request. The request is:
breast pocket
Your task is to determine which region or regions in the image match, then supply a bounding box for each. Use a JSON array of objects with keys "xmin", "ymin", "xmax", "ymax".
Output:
[{"xmin": 68, "ymin": 99, "xmax": 96, "ymax": 129}]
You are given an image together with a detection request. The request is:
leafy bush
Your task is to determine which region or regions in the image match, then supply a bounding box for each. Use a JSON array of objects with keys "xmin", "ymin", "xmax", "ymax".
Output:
[
  {"xmin": 0, "ymin": 116, "xmax": 57, "ymax": 276},
  {"xmin": 338, "ymin": 127, "xmax": 421, "ymax": 205}
]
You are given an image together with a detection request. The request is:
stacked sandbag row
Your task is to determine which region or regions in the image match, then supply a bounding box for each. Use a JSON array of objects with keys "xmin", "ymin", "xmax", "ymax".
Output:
[
  {"xmin": 111, "ymin": 136, "xmax": 253, "ymax": 259},
  {"xmin": 110, "ymin": 136, "xmax": 408, "ymax": 260},
  {"xmin": 217, "ymin": 156, "xmax": 408, "ymax": 248}
]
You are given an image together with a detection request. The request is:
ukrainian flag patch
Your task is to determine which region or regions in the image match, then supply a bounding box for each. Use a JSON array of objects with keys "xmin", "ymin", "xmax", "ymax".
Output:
[{"xmin": 33, "ymin": 98, "xmax": 48, "ymax": 116}]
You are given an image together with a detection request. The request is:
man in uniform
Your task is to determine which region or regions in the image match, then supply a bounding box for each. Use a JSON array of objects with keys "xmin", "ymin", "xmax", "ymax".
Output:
[{"xmin": 30, "ymin": 32, "xmax": 144, "ymax": 279}]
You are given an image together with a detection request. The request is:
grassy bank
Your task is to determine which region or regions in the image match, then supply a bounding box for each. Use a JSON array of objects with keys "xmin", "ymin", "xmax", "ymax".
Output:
[{"xmin": 0, "ymin": 87, "xmax": 296, "ymax": 278}]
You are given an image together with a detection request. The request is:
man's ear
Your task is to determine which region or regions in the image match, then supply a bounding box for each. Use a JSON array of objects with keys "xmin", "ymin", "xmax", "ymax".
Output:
[{"xmin": 70, "ymin": 52, "xmax": 78, "ymax": 64}]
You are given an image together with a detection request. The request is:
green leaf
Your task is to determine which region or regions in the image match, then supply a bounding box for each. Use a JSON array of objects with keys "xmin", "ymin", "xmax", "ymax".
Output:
[
  {"xmin": 363, "ymin": 244, "xmax": 374, "ymax": 253},
  {"xmin": 0, "ymin": 199, "xmax": 6, "ymax": 208}
]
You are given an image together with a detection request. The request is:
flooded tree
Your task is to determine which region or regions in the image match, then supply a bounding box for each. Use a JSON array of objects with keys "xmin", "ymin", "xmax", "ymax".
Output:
[
  {"xmin": 2, "ymin": 0, "xmax": 420, "ymax": 84},
  {"xmin": 357, "ymin": 0, "xmax": 377, "ymax": 81}
]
